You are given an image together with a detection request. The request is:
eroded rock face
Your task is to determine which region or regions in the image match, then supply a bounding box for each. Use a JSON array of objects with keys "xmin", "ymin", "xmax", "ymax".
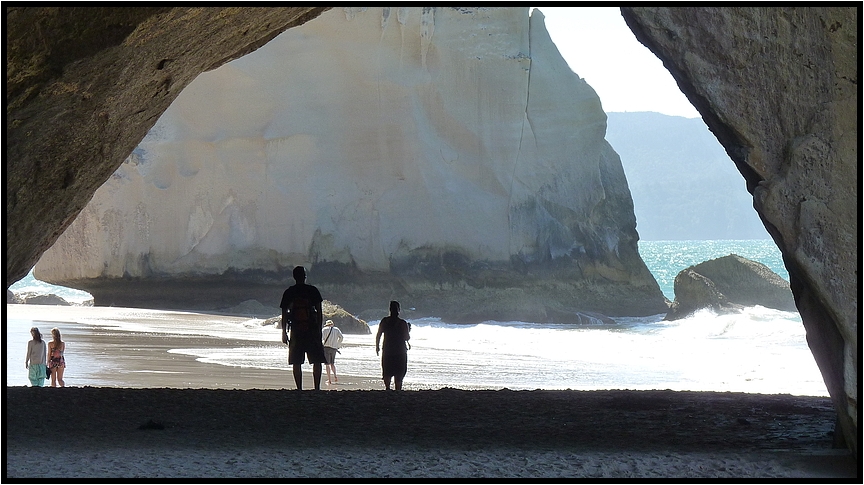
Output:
[
  {"xmin": 665, "ymin": 254, "xmax": 795, "ymax": 320},
  {"xmin": 621, "ymin": 5, "xmax": 858, "ymax": 453},
  {"xmin": 665, "ymin": 269, "xmax": 739, "ymax": 321},
  {"xmin": 5, "ymin": 6, "xmax": 330, "ymax": 287},
  {"xmin": 695, "ymin": 254, "xmax": 794, "ymax": 311},
  {"xmin": 31, "ymin": 7, "xmax": 667, "ymax": 323}
]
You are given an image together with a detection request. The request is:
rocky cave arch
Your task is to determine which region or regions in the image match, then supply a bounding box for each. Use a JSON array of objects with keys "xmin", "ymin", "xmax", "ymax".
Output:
[{"xmin": 5, "ymin": 6, "xmax": 857, "ymax": 453}]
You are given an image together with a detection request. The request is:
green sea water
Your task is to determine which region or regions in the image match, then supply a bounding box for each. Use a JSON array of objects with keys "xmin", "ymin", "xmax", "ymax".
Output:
[{"xmin": 638, "ymin": 239, "xmax": 787, "ymax": 301}]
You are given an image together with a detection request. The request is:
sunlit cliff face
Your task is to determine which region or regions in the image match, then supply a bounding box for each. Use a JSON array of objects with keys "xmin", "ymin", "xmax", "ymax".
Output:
[{"xmin": 30, "ymin": 8, "xmax": 668, "ymax": 323}]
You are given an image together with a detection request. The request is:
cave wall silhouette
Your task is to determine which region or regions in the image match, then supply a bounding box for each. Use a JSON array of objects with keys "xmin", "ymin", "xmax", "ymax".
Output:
[{"xmin": 620, "ymin": 6, "xmax": 858, "ymax": 454}]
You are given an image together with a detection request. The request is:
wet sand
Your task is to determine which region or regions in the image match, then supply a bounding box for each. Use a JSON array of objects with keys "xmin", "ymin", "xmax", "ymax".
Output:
[{"xmin": 71, "ymin": 326, "xmax": 383, "ymax": 391}]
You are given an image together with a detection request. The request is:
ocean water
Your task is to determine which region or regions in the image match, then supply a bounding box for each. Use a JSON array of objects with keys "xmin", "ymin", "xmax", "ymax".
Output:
[
  {"xmin": 7, "ymin": 240, "xmax": 827, "ymax": 396},
  {"xmin": 639, "ymin": 239, "xmax": 788, "ymax": 301},
  {"xmin": 8, "ymin": 272, "xmax": 94, "ymax": 305}
]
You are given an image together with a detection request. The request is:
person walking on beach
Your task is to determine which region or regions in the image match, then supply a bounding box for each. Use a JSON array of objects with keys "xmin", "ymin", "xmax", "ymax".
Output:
[
  {"xmin": 322, "ymin": 319, "xmax": 344, "ymax": 385},
  {"xmin": 25, "ymin": 327, "xmax": 48, "ymax": 387},
  {"xmin": 280, "ymin": 266, "xmax": 326, "ymax": 390},
  {"xmin": 375, "ymin": 300, "xmax": 411, "ymax": 390},
  {"xmin": 48, "ymin": 327, "xmax": 66, "ymax": 387}
]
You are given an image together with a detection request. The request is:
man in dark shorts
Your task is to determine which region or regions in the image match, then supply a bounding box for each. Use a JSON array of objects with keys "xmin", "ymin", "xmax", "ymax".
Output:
[
  {"xmin": 280, "ymin": 266, "xmax": 326, "ymax": 390},
  {"xmin": 375, "ymin": 300, "xmax": 411, "ymax": 390}
]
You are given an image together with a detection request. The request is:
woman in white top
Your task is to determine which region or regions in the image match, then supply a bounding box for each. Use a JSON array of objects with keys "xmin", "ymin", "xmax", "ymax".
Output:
[
  {"xmin": 25, "ymin": 327, "xmax": 48, "ymax": 387},
  {"xmin": 321, "ymin": 320, "xmax": 344, "ymax": 385}
]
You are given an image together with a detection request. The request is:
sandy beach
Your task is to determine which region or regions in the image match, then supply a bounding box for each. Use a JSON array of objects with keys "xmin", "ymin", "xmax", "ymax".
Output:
[
  {"xmin": 4, "ymin": 304, "xmax": 858, "ymax": 479},
  {"xmin": 5, "ymin": 386, "xmax": 857, "ymax": 480}
]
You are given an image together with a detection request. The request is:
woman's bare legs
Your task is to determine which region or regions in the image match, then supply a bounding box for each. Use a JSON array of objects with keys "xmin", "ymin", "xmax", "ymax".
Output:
[{"xmin": 55, "ymin": 366, "xmax": 65, "ymax": 387}]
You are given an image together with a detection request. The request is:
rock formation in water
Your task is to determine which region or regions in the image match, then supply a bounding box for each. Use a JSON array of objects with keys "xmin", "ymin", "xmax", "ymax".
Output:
[
  {"xmin": 13, "ymin": 292, "xmax": 72, "ymax": 306},
  {"xmin": 621, "ymin": 5, "xmax": 858, "ymax": 453},
  {"xmin": 5, "ymin": 6, "xmax": 857, "ymax": 452},
  {"xmin": 32, "ymin": 7, "xmax": 668, "ymax": 323},
  {"xmin": 260, "ymin": 300, "xmax": 371, "ymax": 335},
  {"xmin": 6, "ymin": 290, "xmax": 93, "ymax": 307},
  {"xmin": 665, "ymin": 268, "xmax": 741, "ymax": 320},
  {"xmin": 665, "ymin": 254, "xmax": 795, "ymax": 320},
  {"xmin": 692, "ymin": 254, "xmax": 795, "ymax": 311}
]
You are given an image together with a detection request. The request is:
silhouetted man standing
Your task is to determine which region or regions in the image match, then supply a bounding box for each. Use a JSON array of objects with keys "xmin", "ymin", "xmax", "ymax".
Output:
[
  {"xmin": 375, "ymin": 300, "xmax": 411, "ymax": 390},
  {"xmin": 280, "ymin": 266, "xmax": 325, "ymax": 390}
]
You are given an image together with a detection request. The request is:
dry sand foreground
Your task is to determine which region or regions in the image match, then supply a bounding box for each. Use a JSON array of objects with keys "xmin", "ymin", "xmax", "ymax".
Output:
[{"xmin": 5, "ymin": 386, "xmax": 857, "ymax": 480}]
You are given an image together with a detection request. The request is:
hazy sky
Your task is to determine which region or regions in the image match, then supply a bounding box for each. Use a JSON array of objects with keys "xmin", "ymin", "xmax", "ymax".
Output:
[{"xmin": 536, "ymin": 7, "xmax": 701, "ymax": 119}]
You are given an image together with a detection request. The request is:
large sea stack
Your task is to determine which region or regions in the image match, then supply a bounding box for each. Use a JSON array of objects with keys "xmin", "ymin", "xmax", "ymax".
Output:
[{"xmin": 32, "ymin": 8, "xmax": 668, "ymax": 323}]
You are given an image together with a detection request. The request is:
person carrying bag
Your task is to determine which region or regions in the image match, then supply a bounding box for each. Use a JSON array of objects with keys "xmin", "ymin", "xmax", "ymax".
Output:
[{"xmin": 322, "ymin": 320, "xmax": 344, "ymax": 385}]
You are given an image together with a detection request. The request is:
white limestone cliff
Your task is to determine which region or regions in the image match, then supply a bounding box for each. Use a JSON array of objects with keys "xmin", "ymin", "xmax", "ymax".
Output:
[{"xmin": 35, "ymin": 7, "xmax": 667, "ymax": 321}]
